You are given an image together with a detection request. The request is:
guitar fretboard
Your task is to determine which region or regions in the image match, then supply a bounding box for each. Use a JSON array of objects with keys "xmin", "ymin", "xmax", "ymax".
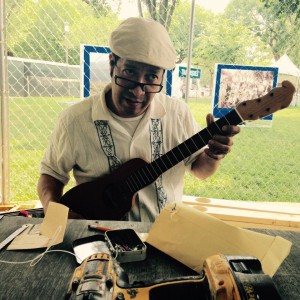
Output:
[{"xmin": 125, "ymin": 109, "xmax": 243, "ymax": 193}]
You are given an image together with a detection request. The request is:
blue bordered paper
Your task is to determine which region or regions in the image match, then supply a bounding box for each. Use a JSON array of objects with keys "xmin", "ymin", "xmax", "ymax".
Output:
[
  {"xmin": 80, "ymin": 45, "xmax": 111, "ymax": 99},
  {"xmin": 212, "ymin": 64, "xmax": 278, "ymax": 120}
]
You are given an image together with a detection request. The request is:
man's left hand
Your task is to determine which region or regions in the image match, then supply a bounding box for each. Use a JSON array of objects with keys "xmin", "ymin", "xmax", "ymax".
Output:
[{"xmin": 204, "ymin": 113, "xmax": 240, "ymax": 160}]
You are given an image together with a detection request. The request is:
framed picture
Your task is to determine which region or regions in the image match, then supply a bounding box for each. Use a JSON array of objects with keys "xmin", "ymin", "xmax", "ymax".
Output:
[
  {"xmin": 212, "ymin": 64, "xmax": 279, "ymax": 121},
  {"xmin": 80, "ymin": 45, "xmax": 111, "ymax": 99}
]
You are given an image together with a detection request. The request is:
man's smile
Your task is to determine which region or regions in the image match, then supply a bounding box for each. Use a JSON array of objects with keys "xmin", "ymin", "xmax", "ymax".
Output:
[{"xmin": 124, "ymin": 96, "xmax": 144, "ymax": 105}]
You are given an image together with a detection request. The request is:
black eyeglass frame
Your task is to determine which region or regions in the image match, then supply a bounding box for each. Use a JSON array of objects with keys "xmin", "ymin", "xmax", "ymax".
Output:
[{"xmin": 114, "ymin": 75, "xmax": 163, "ymax": 93}]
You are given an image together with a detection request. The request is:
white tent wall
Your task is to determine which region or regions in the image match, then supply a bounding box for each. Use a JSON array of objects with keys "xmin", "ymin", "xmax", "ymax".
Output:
[{"xmin": 273, "ymin": 54, "xmax": 300, "ymax": 106}]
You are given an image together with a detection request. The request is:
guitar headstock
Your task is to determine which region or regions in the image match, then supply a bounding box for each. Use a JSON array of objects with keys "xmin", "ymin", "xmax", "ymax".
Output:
[{"xmin": 236, "ymin": 80, "xmax": 295, "ymax": 121}]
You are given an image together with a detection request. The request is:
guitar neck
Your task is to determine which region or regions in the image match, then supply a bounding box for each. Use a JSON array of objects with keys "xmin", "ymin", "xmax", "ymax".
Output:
[{"xmin": 126, "ymin": 109, "xmax": 243, "ymax": 192}]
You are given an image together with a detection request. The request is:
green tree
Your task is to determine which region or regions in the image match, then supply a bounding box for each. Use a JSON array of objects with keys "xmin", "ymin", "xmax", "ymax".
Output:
[
  {"xmin": 262, "ymin": 0, "xmax": 300, "ymax": 20},
  {"xmin": 138, "ymin": 0, "xmax": 178, "ymax": 30},
  {"xmin": 169, "ymin": 1, "xmax": 212, "ymax": 63},
  {"xmin": 193, "ymin": 15, "xmax": 273, "ymax": 90},
  {"xmin": 7, "ymin": 0, "xmax": 119, "ymax": 64},
  {"xmin": 224, "ymin": 0, "xmax": 300, "ymax": 65},
  {"xmin": 260, "ymin": 0, "xmax": 300, "ymax": 66},
  {"xmin": 82, "ymin": 0, "xmax": 121, "ymax": 17}
]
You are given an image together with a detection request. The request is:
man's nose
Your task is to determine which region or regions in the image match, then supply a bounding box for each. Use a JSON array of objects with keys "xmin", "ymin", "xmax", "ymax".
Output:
[{"xmin": 130, "ymin": 84, "xmax": 145, "ymax": 97}]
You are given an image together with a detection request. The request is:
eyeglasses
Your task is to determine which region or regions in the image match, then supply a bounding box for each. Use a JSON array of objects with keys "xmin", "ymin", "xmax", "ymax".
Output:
[{"xmin": 114, "ymin": 75, "xmax": 163, "ymax": 93}]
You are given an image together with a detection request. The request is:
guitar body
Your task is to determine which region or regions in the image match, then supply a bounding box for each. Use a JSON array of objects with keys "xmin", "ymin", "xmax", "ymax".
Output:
[{"xmin": 60, "ymin": 158, "xmax": 150, "ymax": 220}]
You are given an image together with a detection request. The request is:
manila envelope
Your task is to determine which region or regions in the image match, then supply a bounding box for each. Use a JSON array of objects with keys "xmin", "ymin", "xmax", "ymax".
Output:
[
  {"xmin": 7, "ymin": 202, "xmax": 69, "ymax": 250},
  {"xmin": 146, "ymin": 202, "xmax": 292, "ymax": 277}
]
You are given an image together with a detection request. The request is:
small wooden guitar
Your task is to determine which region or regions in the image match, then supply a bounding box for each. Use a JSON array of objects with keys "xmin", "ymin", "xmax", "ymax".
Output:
[{"xmin": 60, "ymin": 81, "xmax": 295, "ymax": 220}]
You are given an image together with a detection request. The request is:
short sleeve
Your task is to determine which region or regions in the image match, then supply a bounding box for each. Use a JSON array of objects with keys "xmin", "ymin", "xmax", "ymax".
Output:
[{"xmin": 39, "ymin": 113, "xmax": 74, "ymax": 185}]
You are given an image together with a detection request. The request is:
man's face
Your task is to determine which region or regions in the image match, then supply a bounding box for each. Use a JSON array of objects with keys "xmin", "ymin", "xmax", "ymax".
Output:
[{"xmin": 107, "ymin": 57, "xmax": 164, "ymax": 118}]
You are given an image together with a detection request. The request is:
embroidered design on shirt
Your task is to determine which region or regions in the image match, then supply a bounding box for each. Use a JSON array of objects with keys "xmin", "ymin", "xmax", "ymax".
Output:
[
  {"xmin": 150, "ymin": 119, "xmax": 167, "ymax": 212},
  {"xmin": 94, "ymin": 120, "xmax": 121, "ymax": 173}
]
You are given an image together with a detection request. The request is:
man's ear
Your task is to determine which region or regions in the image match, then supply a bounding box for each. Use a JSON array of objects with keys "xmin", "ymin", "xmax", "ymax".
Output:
[
  {"xmin": 109, "ymin": 53, "xmax": 115, "ymax": 77},
  {"xmin": 109, "ymin": 53, "xmax": 115, "ymax": 65}
]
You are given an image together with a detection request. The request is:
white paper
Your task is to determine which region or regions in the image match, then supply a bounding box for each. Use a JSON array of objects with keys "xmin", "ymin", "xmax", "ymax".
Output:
[
  {"xmin": 7, "ymin": 202, "xmax": 69, "ymax": 250},
  {"xmin": 146, "ymin": 203, "xmax": 292, "ymax": 277}
]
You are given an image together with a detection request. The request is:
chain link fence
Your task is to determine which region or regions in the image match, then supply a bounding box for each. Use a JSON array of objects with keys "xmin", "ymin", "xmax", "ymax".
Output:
[{"xmin": 1, "ymin": 0, "xmax": 300, "ymax": 205}]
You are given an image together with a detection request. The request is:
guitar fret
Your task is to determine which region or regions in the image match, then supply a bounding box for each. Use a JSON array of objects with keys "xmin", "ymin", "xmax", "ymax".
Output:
[
  {"xmin": 140, "ymin": 168, "xmax": 151, "ymax": 183},
  {"xmin": 134, "ymin": 172, "xmax": 148, "ymax": 190},
  {"xmin": 206, "ymin": 127, "xmax": 213, "ymax": 137},
  {"xmin": 137, "ymin": 165, "xmax": 156, "ymax": 187},
  {"xmin": 126, "ymin": 176, "xmax": 136, "ymax": 193},
  {"xmin": 165, "ymin": 154, "xmax": 174, "ymax": 166},
  {"xmin": 127, "ymin": 175, "xmax": 140, "ymax": 192},
  {"xmin": 177, "ymin": 145, "xmax": 187, "ymax": 159},
  {"xmin": 190, "ymin": 136, "xmax": 199, "ymax": 149},
  {"xmin": 152, "ymin": 160, "xmax": 163, "ymax": 176},
  {"xmin": 149, "ymin": 150, "xmax": 179, "ymax": 175},
  {"xmin": 215, "ymin": 114, "xmax": 232, "ymax": 129},
  {"xmin": 195, "ymin": 133, "xmax": 206, "ymax": 145},
  {"xmin": 156, "ymin": 156, "xmax": 173, "ymax": 174},
  {"xmin": 162, "ymin": 154, "xmax": 174, "ymax": 169},
  {"xmin": 183, "ymin": 141, "xmax": 193, "ymax": 155},
  {"xmin": 199, "ymin": 128, "xmax": 213, "ymax": 142},
  {"xmin": 143, "ymin": 164, "xmax": 156, "ymax": 181},
  {"xmin": 184, "ymin": 137, "xmax": 199, "ymax": 153},
  {"xmin": 157, "ymin": 156, "xmax": 169, "ymax": 171},
  {"xmin": 171, "ymin": 149, "xmax": 181, "ymax": 161},
  {"xmin": 170, "ymin": 148, "xmax": 185, "ymax": 163},
  {"xmin": 212, "ymin": 120, "xmax": 222, "ymax": 132},
  {"xmin": 150, "ymin": 155, "xmax": 176, "ymax": 175},
  {"xmin": 135, "ymin": 169, "xmax": 148, "ymax": 186},
  {"xmin": 147, "ymin": 164, "xmax": 160, "ymax": 179}
]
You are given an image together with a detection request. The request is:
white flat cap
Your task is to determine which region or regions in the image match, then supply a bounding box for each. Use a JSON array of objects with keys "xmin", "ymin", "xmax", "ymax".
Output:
[{"xmin": 109, "ymin": 17, "xmax": 176, "ymax": 70}]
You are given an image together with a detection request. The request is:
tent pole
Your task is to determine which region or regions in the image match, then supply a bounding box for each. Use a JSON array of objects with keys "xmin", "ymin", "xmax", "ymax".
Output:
[
  {"xmin": 185, "ymin": 0, "xmax": 196, "ymax": 103},
  {"xmin": 0, "ymin": 0, "xmax": 10, "ymax": 204}
]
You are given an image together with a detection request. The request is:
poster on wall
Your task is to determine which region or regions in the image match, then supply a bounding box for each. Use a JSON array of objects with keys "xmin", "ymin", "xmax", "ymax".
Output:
[
  {"xmin": 212, "ymin": 64, "xmax": 279, "ymax": 124},
  {"xmin": 80, "ymin": 44, "xmax": 111, "ymax": 99}
]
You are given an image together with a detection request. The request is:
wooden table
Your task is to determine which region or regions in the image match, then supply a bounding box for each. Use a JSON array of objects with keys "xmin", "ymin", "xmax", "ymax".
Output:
[{"xmin": 0, "ymin": 216, "xmax": 299, "ymax": 299}]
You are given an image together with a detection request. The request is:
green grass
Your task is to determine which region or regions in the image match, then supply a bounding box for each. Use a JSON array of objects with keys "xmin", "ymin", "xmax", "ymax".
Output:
[
  {"xmin": 6, "ymin": 96, "xmax": 300, "ymax": 204},
  {"xmin": 9, "ymin": 97, "xmax": 77, "ymax": 202},
  {"xmin": 184, "ymin": 97, "xmax": 300, "ymax": 202}
]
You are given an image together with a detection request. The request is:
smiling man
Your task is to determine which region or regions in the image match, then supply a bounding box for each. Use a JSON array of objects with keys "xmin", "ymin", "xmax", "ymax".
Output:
[{"xmin": 37, "ymin": 17, "xmax": 240, "ymax": 221}]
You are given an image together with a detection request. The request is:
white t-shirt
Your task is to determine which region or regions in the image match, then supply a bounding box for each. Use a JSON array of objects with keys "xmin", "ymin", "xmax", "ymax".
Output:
[{"xmin": 40, "ymin": 84, "xmax": 202, "ymax": 222}]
